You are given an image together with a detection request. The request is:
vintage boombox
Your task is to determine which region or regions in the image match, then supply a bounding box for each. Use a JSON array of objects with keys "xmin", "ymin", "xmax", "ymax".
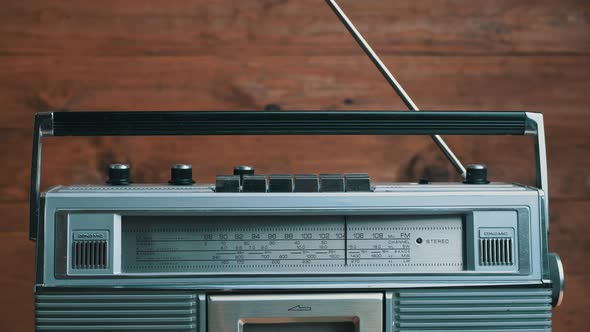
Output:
[{"xmin": 30, "ymin": 1, "xmax": 564, "ymax": 331}]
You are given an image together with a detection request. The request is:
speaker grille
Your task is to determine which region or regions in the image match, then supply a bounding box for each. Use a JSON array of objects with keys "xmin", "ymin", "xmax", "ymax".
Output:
[
  {"xmin": 393, "ymin": 288, "xmax": 552, "ymax": 331},
  {"xmin": 35, "ymin": 291, "xmax": 198, "ymax": 331},
  {"xmin": 72, "ymin": 240, "xmax": 108, "ymax": 269},
  {"xmin": 480, "ymin": 238, "xmax": 514, "ymax": 266}
]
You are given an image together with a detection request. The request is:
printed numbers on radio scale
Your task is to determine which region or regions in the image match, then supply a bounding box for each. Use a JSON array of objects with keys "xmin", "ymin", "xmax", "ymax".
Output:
[{"xmin": 122, "ymin": 218, "xmax": 463, "ymax": 273}]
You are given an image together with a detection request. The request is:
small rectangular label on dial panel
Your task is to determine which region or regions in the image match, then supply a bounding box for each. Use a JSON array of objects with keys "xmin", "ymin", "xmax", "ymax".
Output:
[
  {"xmin": 120, "ymin": 215, "xmax": 464, "ymax": 275},
  {"xmin": 479, "ymin": 228, "xmax": 514, "ymax": 238},
  {"xmin": 73, "ymin": 230, "xmax": 109, "ymax": 241}
]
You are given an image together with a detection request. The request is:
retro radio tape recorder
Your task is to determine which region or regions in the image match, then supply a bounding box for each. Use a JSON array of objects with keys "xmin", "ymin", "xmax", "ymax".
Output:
[{"xmin": 30, "ymin": 1, "xmax": 564, "ymax": 331}]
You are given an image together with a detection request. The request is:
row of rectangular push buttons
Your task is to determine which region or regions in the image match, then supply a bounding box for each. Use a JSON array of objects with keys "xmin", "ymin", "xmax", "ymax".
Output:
[{"xmin": 215, "ymin": 173, "xmax": 371, "ymax": 193}]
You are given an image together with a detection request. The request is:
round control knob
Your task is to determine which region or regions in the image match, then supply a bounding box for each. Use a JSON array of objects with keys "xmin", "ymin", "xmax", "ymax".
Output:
[
  {"xmin": 464, "ymin": 164, "xmax": 489, "ymax": 184},
  {"xmin": 233, "ymin": 165, "xmax": 255, "ymax": 185},
  {"xmin": 548, "ymin": 253, "xmax": 565, "ymax": 307},
  {"xmin": 169, "ymin": 164, "xmax": 195, "ymax": 185},
  {"xmin": 107, "ymin": 163, "xmax": 131, "ymax": 185}
]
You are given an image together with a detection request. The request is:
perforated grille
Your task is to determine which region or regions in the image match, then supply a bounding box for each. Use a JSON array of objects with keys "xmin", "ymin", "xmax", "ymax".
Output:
[
  {"xmin": 480, "ymin": 238, "xmax": 514, "ymax": 266},
  {"xmin": 35, "ymin": 292, "xmax": 198, "ymax": 331},
  {"xmin": 393, "ymin": 288, "xmax": 552, "ymax": 331},
  {"xmin": 72, "ymin": 240, "xmax": 108, "ymax": 269}
]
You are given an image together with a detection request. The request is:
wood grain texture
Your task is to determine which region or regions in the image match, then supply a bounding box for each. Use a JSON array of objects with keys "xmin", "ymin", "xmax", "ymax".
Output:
[
  {"xmin": 1, "ymin": 55, "xmax": 589, "ymax": 128},
  {"xmin": 0, "ymin": 0, "xmax": 588, "ymax": 330},
  {"xmin": 0, "ymin": 0, "xmax": 588, "ymax": 56},
  {"xmin": 549, "ymin": 200, "xmax": 590, "ymax": 277},
  {"xmin": 0, "ymin": 203, "xmax": 29, "ymax": 232}
]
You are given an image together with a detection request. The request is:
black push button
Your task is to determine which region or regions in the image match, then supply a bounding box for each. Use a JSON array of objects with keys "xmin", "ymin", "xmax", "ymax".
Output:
[
  {"xmin": 344, "ymin": 173, "xmax": 371, "ymax": 192},
  {"xmin": 233, "ymin": 165, "xmax": 255, "ymax": 185},
  {"xmin": 216, "ymin": 175, "xmax": 240, "ymax": 192},
  {"xmin": 242, "ymin": 175, "xmax": 267, "ymax": 192},
  {"xmin": 320, "ymin": 174, "xmax": 345, "ymax": 192},
  {"xmin": 269, "ymin": 174, "xmax": 293, "ymax": 192},
  {"xmin": 294, "ymin": 174, "xmax": 319, "ymax": 192}
]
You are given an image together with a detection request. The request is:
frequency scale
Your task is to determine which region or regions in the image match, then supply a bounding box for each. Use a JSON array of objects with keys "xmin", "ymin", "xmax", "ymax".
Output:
[{"xmin": 122, "ymin": 215, "xmax": 464, "ymax": 274}]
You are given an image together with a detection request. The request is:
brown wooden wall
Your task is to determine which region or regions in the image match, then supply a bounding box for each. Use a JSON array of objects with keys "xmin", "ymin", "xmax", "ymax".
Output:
[{"xmin": 1, "ymin": 0, "xmax": 589, "ymax": 330}]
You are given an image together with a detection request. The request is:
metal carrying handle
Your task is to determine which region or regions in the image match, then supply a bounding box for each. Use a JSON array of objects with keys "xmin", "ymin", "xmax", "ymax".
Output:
[
  {"xmin": 50, "ymin": 111, "xmax": 527, "ymax": 135},
  {"xmin": 29, "ymin": 111, "xmax": 548, "ymax": 240}
]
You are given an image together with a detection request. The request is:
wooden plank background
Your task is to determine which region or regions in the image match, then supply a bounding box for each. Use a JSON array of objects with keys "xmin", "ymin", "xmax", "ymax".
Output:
[{"xmin": 0, "ymin": 0, "xmax": 588, "ymax": 330}]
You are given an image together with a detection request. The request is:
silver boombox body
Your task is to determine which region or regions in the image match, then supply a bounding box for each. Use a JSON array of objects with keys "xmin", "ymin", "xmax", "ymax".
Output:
[{"xmin": 30, "ymin": 1, "xmax": 564, "ymax": 331}]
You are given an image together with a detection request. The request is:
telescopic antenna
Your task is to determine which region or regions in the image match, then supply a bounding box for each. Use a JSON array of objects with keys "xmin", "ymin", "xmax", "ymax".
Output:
[{"xmin": 325, "ymin": 0, "xmax": 467, "ymax": 179}]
